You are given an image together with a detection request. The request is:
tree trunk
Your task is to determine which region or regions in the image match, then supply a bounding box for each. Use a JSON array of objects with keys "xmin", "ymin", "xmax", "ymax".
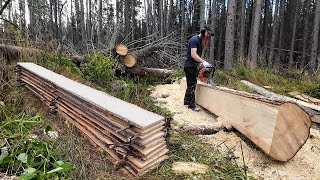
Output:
[
  {"xmin": 289, "ymin": 0, "xmax": 300, "ymax": 69},
  {"xmin": 300, "ymin": 0, "xmax": 311, "ymax": 70},
  {"xmin": 224, "ymin": 0, "xmax": 236, "ymax": 71},
  {"xmin": 200, "ymin": 0, "xmax": 206, "ymax": 29},
  {"xmin": 217, "ymin": 0, "xmax": 226, "ymax": 66},
  {"xmin": 239, "ymin": 0, "xmax": 246, "ymax": 62},
  {"xmin": 209, "ymin": 0, "xmax": 217, "ymax": 65},
  {"xmin": 268, "ymin": 0, "xmax": 280, "ymax": 67},
  {"xmin": 167, "ymin": 0, "xmax": 173, "ymax": 34},
  {"xmin": 87, "ymin": 0, "xmax": 92, "ymax": 42},
  {"xmin": 310, "ymin": 0, "xmax": 320, "ymax": 74},
  {"xmin": 98, "ymin": 0, "xmax": 103, "ymax": 47},
  {"xmin": 248, "ymin": 0, "xmax": 262, "ymax": 68},
  {"xmin": 263, "ymin": 0, "xmax": 271, "ymax": 64},
  {"xmin": 160, "ymin": 0, "xmax": 164, "ymax": 37},
  {"xmin": 181, "ymin": 0, "xmax": 185, "ymax": 54},
  {"xmin": 144, "ymin": 0, "xmax": 150, "ymax": 36},
  {"xmin": 275, "ymin": 0, "xmax": 285, "ymax": 68}
]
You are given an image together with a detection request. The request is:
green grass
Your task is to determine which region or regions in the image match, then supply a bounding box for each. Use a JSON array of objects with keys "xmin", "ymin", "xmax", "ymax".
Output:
[{"xmin": 0, "ymin": 86, "xmax": 73, "ymax": 179}]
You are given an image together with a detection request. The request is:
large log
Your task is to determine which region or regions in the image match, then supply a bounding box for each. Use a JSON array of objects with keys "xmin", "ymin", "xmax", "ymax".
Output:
[
  {"xmin": 122, "ymin": 45, "xmax": 162, "ymax": 68},
  {"xmin": 181, "ymin": 78, "xmax": 311, "ymax": 161},
  {"xmin": 125, "ymin": 67, "xmax": 173, "ymax": 78},
  {"xmin": 240, "ymin": 80, "xmax": 320, "ymax": 123}
]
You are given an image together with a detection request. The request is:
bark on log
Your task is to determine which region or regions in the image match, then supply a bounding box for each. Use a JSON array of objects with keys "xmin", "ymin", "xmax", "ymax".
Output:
[
  {"xmin": 125, "ymin": 67, "xmax": 173, "ymax": 78},
  {"xmin": 123, "ymin": 45, "xmax": 162, "ymax": 68},
  {"xmin": 0, "ymin": 44, "xmax": 39, "ymax": 62},
  {"xmin": 240, "ymin": 80, "xmax": 320, "ymax": 123},
  {"xmin": 181, "ymin": 78, "xmax": 311, "ymax": 161},
  {"xmin": 183, "ymin": 125, "xmax": 223, "ymax": 135}
]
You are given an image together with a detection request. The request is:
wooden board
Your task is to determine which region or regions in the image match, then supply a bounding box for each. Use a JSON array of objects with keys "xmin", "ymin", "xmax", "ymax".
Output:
[
  {"xmin": 181, "ymin": 78, "xmax": 311, "ymax": 161},
  {"xmin": 17, "ymin": 64, "xmax": 169, "ymax": 176},
  {"xmin": 18, "ymin": 62, "xmax": 164, "ymax": 128}
]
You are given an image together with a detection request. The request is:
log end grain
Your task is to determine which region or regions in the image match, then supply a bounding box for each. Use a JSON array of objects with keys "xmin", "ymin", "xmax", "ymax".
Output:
[
  {"xmin": 116, "ymin": 44, "xmax": 128, "ymax": 56},
  {"xmin": 123, "ymin": 53, "xmax": 137, "ymax": 68},
  {"xmin": 269, "ymin": 103, "xmax": 311, "ymax": 161}
]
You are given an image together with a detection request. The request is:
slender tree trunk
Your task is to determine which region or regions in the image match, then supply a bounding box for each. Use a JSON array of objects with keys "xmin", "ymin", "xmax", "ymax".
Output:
[
  {"xmin": 98, "ymin": 0, "xmax": 103, "ymax": 47},
  {"xmin": 224, "ymin": 0, "xmax": 236, "ymax": 70},
  {"xmin": 275, "ymin": 0, "xmax": 285, "ymax": 68},
  {"xmin": 301, "ymin": 0, "xmax": 311, "ymax": 70},
  {"xmin": 80, "ymin": 0, "xmax": 85, "ymax": 47},
  {"xmin": 268, "ymin": 0, "xmax": 280, "ymax": 67},
  {"xmin": 167, "ymin": 0, "xmax": 173, "ymax": 34},
  {"xmin": 263, "ymin": 0, "xmax": 271, "ymax": 65},
  {"xmin": 311, "ymin": 0, "xmax": 320, "ymax": 74},
  {"xmin": 200, "ymin": 0, "xmax": 206, "ymax": 28},
  {"xmin": 217, "ymin": 0, "xmax": 226, "ymax": 66},
  {"xmin": 160, "ymin": 0, "xmax": 164, "ymax": 37},
  {"xmin": 145, "ymin": 0, "xmax": 150, "ymax": 36},
  {"xmin": 289, "ymin": 0, "xmax": 300, "ymax": 69},
  {"xmin": 87, "ymin": 0, "xmax": 92, "ymax": 42},
  {"xmin": 181, "ymin": 0, "xmax": 185, "ymax": 54},
  {"xmin": 54, "ymin": 1, "xmax": 58, "ymax": 38},
  {"xmin": 239, "ymin": 0, "xmax": 246, "ymax": 62},
  {"xmin": 210, "ymin": 0, "xmax": 217, "ymax": 65},
  {"xmin": 248, "ymin": 0, "xmax": 262, "ymax": 68}
]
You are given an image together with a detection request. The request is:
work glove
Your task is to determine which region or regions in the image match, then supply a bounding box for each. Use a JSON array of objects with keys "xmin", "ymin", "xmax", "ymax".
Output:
[{"xmin": 201, "ymin": 60, "xmax": 211, "ymax": 67}]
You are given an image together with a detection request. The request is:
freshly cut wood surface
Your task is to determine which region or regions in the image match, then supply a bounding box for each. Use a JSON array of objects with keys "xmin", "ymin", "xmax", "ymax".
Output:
[
  {"xmin": 181, "ymin": 78, "xmax": 311, "ymax": 161},
  {"xmin": 172, "ymin": 162, "xmax": 209, "ymax": 174},
  {"xmin": 123, "ymin": 53, "xmax": 137, "ymax": 67},
  {"xmin": 115, "ymin": 44, "xmax": 128, "ymax": 56},
  {"xmin": 18, "ymin": 62, "xmax": 164, "ymax": 128}
]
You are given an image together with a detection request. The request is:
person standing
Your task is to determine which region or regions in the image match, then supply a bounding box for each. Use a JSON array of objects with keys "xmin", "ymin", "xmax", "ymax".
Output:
[{"xmin": 183, "ymin": 27, "xmax": 213, "ymax": 111}]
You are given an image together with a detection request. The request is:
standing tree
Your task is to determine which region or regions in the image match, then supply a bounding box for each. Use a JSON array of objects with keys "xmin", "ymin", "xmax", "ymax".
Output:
[
  {"xmin": 289, "ymin": 0, "xmax": 300, "ymax": 69},
  {"xmin": 224, "ymin": 0, "xmax": 236, "ymax": 70},
  {"xmin": 248, "ymin": 0, "xmax": 262, "ymax": 68},
  {"xmin": 311, "ymin": 0, "xmax": 320, "ymax": 74}
]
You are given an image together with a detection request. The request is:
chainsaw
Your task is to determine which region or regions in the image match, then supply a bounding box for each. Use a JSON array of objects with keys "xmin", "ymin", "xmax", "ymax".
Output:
[{"xmin": 198, "ymin": 63, "xmax": 217, "ymax": 89}]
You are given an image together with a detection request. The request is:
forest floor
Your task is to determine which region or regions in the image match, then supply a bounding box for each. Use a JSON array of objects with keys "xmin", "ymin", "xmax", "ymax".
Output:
[{"xmin": 151, "ymin": 81, "xmax": 320, "ymax": 180}]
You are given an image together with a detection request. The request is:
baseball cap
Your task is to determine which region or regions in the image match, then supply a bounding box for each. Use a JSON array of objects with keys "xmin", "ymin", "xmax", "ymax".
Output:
[{"xmin": 200, "ymin": 26, "xmax": 214, "ymax": 36}]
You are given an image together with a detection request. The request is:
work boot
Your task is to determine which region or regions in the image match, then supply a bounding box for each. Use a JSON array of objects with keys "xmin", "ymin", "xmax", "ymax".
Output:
[{"xmin": 188, "ymin": 106, "xmax": 201, "ymax": 112}]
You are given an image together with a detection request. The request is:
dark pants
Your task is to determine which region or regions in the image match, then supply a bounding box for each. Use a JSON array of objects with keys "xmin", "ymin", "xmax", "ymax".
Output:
[{"xmin": 184, "ymin": 66, "xmax": 198, "ymax": 108}]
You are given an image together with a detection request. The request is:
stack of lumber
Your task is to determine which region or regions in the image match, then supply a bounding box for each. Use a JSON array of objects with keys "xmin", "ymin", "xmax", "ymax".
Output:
[
  {"xmin": 17, "ymin": 62, "xmax": 168, "ymax": 176},
  {"xmin": 181, "ymin": 78, "xmax": 311, "ymax": 161}
]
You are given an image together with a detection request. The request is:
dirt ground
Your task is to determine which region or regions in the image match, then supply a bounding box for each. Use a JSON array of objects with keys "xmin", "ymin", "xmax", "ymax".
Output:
[{"xmin": 151, "ymin": 82, "xmax": 320, "ymax": 180}]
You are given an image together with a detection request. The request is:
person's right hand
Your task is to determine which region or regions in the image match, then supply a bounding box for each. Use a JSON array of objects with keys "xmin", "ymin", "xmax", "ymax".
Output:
[{"xmin": 202, "ymin": 60, "xmax": 211, "ymax": 67}]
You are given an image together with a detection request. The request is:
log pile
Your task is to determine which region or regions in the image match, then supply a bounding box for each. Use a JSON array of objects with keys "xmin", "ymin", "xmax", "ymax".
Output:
[
  {"xmin": 181, "ymin": 78, "xmax": 311, "ymax": 161},
  {"xmin": 17, "ymin": 62, "xmax": 168, "ymax": 176}
]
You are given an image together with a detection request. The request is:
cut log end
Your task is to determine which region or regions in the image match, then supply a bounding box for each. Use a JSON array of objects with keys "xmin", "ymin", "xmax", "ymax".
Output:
[
  {"xmin": 269, "ymin": 103, "xmax": 311, "ymax": 161},
  {"xmin": 116, "ymin": 44, "xmax": 128, "ymax": 56},
  {"xmin": 123, "ymin": 54, "xmax": 137, "ymax": 68}
]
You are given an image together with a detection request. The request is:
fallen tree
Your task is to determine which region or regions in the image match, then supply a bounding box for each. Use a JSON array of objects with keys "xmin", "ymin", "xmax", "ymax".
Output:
[
  {"xmin": 181, "ymin": 78, "xmax": 311, "ymax": 161},
  {"xmin": 0, "ymin": 44, "xmax": 172, "ymax": 78},
  {"xmin": 240, "ymin": 80, "xmax": 320, "ymax": 123},
  {"xmin": 125, "ymin": 67, "xmax": 173, "ymax": 78}
]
